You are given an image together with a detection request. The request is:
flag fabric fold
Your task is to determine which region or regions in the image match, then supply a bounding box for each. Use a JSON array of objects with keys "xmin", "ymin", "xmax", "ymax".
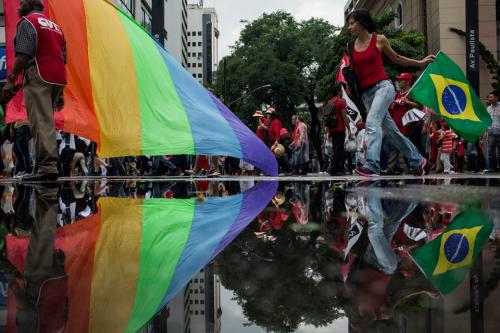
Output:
[
  {"xmin": 6, "ymin": 181, "xmax": 278, "ymax": 333},
  {"xmin": 3, "ymin": 0, "xmax": 278, "ymax": 175},
  {"xmin": 408, "ymin": 52, "xmax": 491, "ymax": 142},
  {"xmin": 411, "ymin": 203, "xmax": 493, "ymax": 295}
]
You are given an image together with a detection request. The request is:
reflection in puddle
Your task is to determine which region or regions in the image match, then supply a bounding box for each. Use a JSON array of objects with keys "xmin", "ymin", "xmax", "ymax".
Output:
[
  {"xmin": 0, "ymin": 179, "xmax": 498, "ymax": 332},
  {"xmin": 216, "ymin": 180, "xmax": 499, "ymax": 333},
  {"xmin": 0, "ymin": 181, "xmax": 276, "ymax": 332}
]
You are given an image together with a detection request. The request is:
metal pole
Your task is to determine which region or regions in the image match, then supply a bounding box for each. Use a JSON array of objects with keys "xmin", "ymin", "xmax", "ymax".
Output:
[
  {"xmin": 223, "ymin": 58, "xmax": 227, "ymax": 103},
  {"xmin": 227, "ymin": 84, "xmax": 271, "ymax": 108},
  {"xmin": 466, "ymin": 3, "xmax": 483, "ymax": 331}
]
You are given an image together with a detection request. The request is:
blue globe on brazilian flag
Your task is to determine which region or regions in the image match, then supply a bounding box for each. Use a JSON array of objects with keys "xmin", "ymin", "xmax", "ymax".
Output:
[
  {"xmin": 408, "ymin": 52, "xmax": 492, "ymax": 142},
  {"xmin": 411, "ymin": 203, "xmax": 493, "ymax": 295}
]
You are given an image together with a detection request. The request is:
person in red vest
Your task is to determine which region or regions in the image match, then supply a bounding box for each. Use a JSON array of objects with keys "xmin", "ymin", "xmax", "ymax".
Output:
[{"xmin": 2, "ymin": 0, "xmax": 66, "ymax": 181}]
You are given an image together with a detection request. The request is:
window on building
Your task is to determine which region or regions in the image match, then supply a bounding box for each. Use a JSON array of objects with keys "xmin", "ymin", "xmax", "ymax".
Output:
[
  {"xmin": 195, "ymin": 300, "xmax": 199, "ymax": 304},
  {"xmin": 187, "ymin": 63, "xmax": 191, "ymax": 67},
  {"xmin": 187, "ymin": 32, "xmax": 191, "ymax": 36},
  {"xmin": 194, "ymin": 279, "xmax": 198, "ymax": 283},
  {"xmin": 189, "ymin": 289, "xmax": 193, "ymax": 293},
  {"xmin": 200, "ymin": 300, "xmax": 204, "ymax": 304},
  {"xmin": 192, "ymin": 31, "xmax": 197, "ymax": 35},
  {"xmin": 192, "ymin": 74, "xmax": 196, "ymax": 78},
  {"xmin": 198, "ymin": 42, "xmax": 202, "ymax": 46},
  {"xmin": 198, "ymin": 63, "xmax": 202, "ymax": 67},
  {"xmin": 194, "ymin": 289, "xmax": 198, "ymax": 294},
  {"xmin": 395, "ymin": 2, "xmax": 403, "ymax": 27},
  {"xmin": 201, "ymin": 311, "xmax": 205, "ymax": 315},
  {"xmin": 139, "ymin": 4, "xmax": 152, "ymax": 32},
  {"xmin": 198, "ymin": 31, "xmax": 202, "ymax": 36},
  {"xmin": 198, "ymin": 52, "xmax": 202, "ymax": 57},
  {"xmin": 190, "ymin": 300, "xmax": 193, "ymax": 304},
  {"xmin": 190, "ymin": 311, "xmax": 193, "ymax": 315},
  {"xmin": 0, "ymin": 2, "xmax": 4, "ymax": 26},
  {"xmin": 198, "ymin": 74, "xmax": 202, "ymax": 78},
  {"xmin": 200, "ymin": 278, "xmax": 204, "ymax": 283},
  {"xmin": 118, "ymin": 0, "xmax": 135, "ymax": 16},
  {"xmin": 188, "ymin": 42, "xmax": 191, "ymax": 46},
  {"xmin": 195, "ymin": 311, "xmax": 199, "ymax": 315},
  {"xmin": 188, "ymin": 53, "xmax": 191, "ymax": 57}
]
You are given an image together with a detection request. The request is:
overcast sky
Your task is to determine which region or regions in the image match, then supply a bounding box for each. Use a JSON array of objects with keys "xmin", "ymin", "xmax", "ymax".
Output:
[{"xmin": 202, "ymin": 0, "xmax": 348, "ymax": 58}]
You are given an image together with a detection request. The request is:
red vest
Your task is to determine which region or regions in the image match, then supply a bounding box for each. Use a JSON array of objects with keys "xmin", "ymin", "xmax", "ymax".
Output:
[{"xmin": 22, "ymin": 13, "xmax": 67, "ymax": 85}]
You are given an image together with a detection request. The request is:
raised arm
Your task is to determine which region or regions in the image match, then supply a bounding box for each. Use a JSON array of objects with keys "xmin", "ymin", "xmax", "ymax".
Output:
[{"xmin": 377, "ymin": 34, "xmax": 435, "ymax": 68}]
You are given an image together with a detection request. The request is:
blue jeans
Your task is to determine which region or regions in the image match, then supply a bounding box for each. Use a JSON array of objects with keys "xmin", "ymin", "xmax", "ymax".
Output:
[
  {"xmin": 362, "ymin": 80, "xmax": 423, "ymax": 173},
  {"xmin": 363, "ymin": 196, "xmax": 417, "ymax": 274}
]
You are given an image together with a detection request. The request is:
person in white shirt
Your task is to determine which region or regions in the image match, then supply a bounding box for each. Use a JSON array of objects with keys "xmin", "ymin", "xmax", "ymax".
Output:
[{"xmin": 486, "ymin": 91, "xmax": 500, "ymax": 171}]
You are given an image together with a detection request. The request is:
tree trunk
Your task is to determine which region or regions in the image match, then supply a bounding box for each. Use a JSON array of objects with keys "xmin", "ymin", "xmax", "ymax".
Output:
[{"xmin": 305, "ymin": 96, "xmax": 324, "ymax": 170}]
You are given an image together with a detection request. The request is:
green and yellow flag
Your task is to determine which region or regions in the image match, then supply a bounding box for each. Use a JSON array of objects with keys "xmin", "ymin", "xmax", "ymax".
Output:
[
  {"xmin": 411, "ymin": 203, "xmax": 493, "ymax": 295},
  {"xmin": 408, "ymin": 52, "xmax": 492, "ymax": 142}
]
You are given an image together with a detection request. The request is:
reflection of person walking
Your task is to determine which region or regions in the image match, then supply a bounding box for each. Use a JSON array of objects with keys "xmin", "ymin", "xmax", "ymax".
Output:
[
  {"xmin": 1, "ymin": 0, "xmax": 67, "ymax": 181},
  {"xmin": 346, "ymin": 10, "xmax": 435, "ymax": 176}
]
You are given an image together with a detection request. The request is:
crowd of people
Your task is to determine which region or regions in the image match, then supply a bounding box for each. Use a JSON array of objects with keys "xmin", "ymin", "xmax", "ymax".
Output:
[{"xmin": 0, "ymin": 2, "xmax": 497, "ymax": 179}]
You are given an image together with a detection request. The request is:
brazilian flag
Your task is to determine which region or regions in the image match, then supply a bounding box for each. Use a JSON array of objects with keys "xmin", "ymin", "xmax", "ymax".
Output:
[
  {"xmin": 411, "ymin": 203, "xmax": 493, "ymax": 295},
  {"xmin": 408, "ymin": 52, "xmax": 491, "ymax": 142}
]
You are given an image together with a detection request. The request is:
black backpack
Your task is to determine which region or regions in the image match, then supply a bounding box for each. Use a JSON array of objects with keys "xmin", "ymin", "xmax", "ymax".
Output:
[{"xmin": 322, "ymin": 101, "xmax": 338, "ymax": 129}]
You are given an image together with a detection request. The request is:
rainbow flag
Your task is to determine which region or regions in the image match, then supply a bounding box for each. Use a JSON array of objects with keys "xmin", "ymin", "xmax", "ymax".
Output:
[
  {"xmin": 6, "ymin": 181, "xmax": 277, "ymax": 332},
  {"xmin": 3, "ymin": 0, "xmax": 277, "ymax": 176}
]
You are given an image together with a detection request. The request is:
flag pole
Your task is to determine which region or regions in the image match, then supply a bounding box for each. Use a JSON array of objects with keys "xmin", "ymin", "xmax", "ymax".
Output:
[{"xmin": 466, "ymin": 2, "xmax": 484, "ymax": 331}]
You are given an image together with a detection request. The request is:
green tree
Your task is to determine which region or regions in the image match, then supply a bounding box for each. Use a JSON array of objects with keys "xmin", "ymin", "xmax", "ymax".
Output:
[
  {"xmin": 216, "ymin": 218, "xmax": 345, "ymax": 333},
  {"xmin": 214, "ymin": 12, "xmax": 336, "ymax": 167}
]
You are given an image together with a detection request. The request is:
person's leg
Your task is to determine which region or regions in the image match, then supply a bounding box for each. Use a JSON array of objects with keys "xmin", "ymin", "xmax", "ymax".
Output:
[
  {"xmin": 362, "ymin": 81, "xmax": 396, "ymax": 174},
  {"xmin": 23, "ymin": 67, "xmax": 60, "ymax": 174},
  {"xmin": 13, "ymin": 125, "xmax": 32, "ymax": 174},
  {"xmin": 442, "ymin": 152, "xmax": 451, "ymax": 173},
  {"xmin": 330, "ymin": 132, "xmax": 345, "ymax": 174},
  {"xmin": 494, "ymin": 133, "xmax": 500, "ymax": 170},
  {"xmin": 381, "ymin": 113, "xmax": 423, "ymax": 171},
  {"xmin": 362, "ymin": 196, "xmax": 400, "ymax": 275}
]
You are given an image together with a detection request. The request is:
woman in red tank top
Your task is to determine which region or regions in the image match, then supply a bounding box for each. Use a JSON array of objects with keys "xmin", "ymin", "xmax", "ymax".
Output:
[{"xmin": 346, "ymin": 9, "xmax": 435, "ymax": 177}]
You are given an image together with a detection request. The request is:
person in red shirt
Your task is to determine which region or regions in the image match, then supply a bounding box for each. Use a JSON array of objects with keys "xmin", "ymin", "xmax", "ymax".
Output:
[
  {"xmin": 346, "ymin": 10, "xmax": 435, "ymax": 177},
  {"xmin": 390, "ymin": 73, "xmax": 424, "ymax": 151},
  {"xmin": 325, "ymin": 84, "xmax": 352, "ymax": 175},
  {"xmin": 383, "ymin": 73, "xmax": 424, "ymax": 174},
  {"xmin": 266, "ymin": 107, "xmax": 282, "ymax": 147},
  {"xmin": 253, "ymin": 110, "xmax": 269, "ymax": 144},
  {"xmin": 438, "ymin": 120, "xmax": 457, "ymax": 173},
  {"xmin": 267, "ymin": 108, "xmax": 291, "ymax": 174}
]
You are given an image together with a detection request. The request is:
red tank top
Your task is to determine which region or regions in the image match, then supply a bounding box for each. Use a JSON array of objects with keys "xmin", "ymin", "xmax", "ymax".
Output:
[
  {"xmin": 352, "ymin": 34, "xmax": 388, "ymax": 92},
  {"xmin": 22, "ymin": 13, "xmax": 67, "ymax": 85}
]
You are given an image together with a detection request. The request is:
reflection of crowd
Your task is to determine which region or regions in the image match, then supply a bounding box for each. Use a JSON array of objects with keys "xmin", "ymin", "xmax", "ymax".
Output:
[{"xmin": 244, "ymin": 180, "xmax": 500, "ymax": 331}]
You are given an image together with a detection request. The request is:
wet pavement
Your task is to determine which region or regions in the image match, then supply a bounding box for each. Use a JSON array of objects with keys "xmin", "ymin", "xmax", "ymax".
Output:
[{"xmin": 0, "ymin": 176, "xmax": 498, "ymax": 332}]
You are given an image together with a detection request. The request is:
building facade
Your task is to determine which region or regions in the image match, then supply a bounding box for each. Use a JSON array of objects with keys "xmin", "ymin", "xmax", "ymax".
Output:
[
  {"xmin": 113, "ymin": 0, "xmax": 188, "ymax": 67},
  {"xmin": 187, "ymin": 1, "xmax": 219, "ymax": 85},
  {"xmin": 165, "ymin": 0, "xmax": 189, "ymax": 67},
  {"xmin": 344, "ymin": 0, "xmax": 499, "ymax": 99},
  {"xmin": 140, "ymin": 264, "xmax": 222, "ymax": 333}
]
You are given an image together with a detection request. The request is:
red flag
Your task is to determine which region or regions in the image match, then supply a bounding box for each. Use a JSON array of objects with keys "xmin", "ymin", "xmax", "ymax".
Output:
[{"xmin": 336, "ymin": 53, "xmax": 350, "ymax": 85}]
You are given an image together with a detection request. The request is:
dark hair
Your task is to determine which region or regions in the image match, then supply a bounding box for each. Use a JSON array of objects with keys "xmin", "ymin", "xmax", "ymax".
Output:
[
  {"xmin": 346, "ymin": 9, "xmax": 376, "ymax": 33},
  {"xmin": 332, "ymin": 83, "xmax": 342, "ymax": 97},
  {"xmin": 489, "ymin": 91, "xmax": 500, "ymax": 98},
  {"xmin": 26, "ymin": 0, "xmax": 44, "ymax": 10}
]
